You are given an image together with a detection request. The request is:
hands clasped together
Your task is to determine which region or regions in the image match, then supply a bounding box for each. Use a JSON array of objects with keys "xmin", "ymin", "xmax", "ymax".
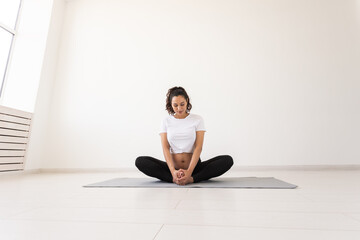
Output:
[{"xmin": 172, "ymin": 169, "xmax": 194, "ymax": 185}]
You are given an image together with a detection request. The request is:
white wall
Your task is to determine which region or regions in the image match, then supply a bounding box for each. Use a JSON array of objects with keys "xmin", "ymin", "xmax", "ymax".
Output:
[
  {"xmin": 25, "ymin": 0, "xmax": 66, "ymax": 170},
  {"xmin": 29, "ymin": 0, "xmax": 360, "ymax": 169}
]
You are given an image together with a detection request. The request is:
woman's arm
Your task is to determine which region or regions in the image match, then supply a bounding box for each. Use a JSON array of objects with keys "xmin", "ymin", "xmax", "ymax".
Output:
[
  {"xmin": 187, "ymin": 131, "xmax": 205, "ymax": 174},
  {"xmin": 159, "ymin": 133, "xmax": 176, "ymax": 173}
]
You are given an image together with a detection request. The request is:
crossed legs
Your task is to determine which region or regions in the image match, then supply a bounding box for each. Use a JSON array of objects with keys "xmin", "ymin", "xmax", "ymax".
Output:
[{"xmin": 135, "ymin": 155, "xmax": 233, "ymax": 184}]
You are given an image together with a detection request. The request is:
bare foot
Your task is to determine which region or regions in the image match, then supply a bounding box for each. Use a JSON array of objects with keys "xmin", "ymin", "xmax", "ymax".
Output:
[
  {"xmin": 178, "ymin": 176, "xmax": 194, "ymax": 185},
  {"xmin": 185, "ymin": 177, "xmax": 194, "ymax": 185}
]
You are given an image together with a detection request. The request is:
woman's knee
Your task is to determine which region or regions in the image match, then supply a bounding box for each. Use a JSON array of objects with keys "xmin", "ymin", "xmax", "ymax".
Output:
[
  {"xmin": 222, "ymin": 155, "xmax": 234, "ymax": 168},
  {"xmin": 135, "ymin": 156, "xmax": 148, "ymax": 169}
]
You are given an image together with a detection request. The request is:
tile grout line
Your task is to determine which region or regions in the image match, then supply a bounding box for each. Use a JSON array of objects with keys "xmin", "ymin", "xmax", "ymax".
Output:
[
  {"xmin": 6, "ymin": 206, "xmax": 48, "ymax": 220},
  {"xmin": 4, "ymin": 217, "xmax": 360, "ymax": 232},
  {"xmin": 152, "ymin": 224, "xmax": 164, "ymax": 240},
  {"xmin": 161, "ymin": 222, "xmax": 360, "ymax": 232},
  {"xmin": 172, "ymin": 188, "xmax": 189, "ymax": 209},
  {"xmin": 8, "ymin": 204, "xmax": 360, "ymax": 215},
  {"xmin": 342, "ymin": 213, "xmax": 360, "ymax": 223},
  {"xmin": 174, "ymin": 200, "xmax": 182, "ymax": 209}
]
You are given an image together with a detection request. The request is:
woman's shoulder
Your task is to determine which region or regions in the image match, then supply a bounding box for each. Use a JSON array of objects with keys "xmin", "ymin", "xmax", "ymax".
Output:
[
  {"xmin": 189, "ymin": 113, "xmax": 204, "ymax": 120},
  {"xmin": 161, "ymin": 114, "xmax": 173, "ymax": 123}
]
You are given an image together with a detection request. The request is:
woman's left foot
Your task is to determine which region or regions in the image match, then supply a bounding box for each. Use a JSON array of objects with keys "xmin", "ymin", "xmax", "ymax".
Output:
[{"xmin": 181, "ymin": 177, "xmax": 194, "ymax": 185}]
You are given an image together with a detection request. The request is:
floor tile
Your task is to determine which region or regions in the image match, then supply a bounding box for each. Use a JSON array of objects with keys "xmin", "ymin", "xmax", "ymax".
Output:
[
  {"xmin": 176, "ymin": 199, "xmax": 360, "ymax": 213},
  {"xmin": 155, "ymin": 224, "xmax": 360, "ymax": 240},
  {"xmin": 48, "ymin": 196, "xmax": 179, "ymax": 209},
  {"xmin": 347, "ymin": 214, "xmax": 360, "ymax": 222},
  {"xmin": 0, "ymin": 206, "xmax": 43, "ymax": 220},
  {"xmin": 0, "ymin": 219, "xmax": 161, "ymax": 240},
  {"xmin": 10, "ymin": 206, "xmax": 360, "ymax": 231}
]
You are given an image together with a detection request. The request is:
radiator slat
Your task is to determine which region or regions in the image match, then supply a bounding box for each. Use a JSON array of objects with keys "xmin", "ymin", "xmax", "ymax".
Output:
[
  {"xmin": 0, "ymin": 163, "xmax": 24, "ymax": 172},
  {"xmin": 0, "ymin": 114, "xmax": 31, "ymax": 125},
  {"xmin": 0, "ymin": 143, "xmax": 27, "ymax": 150},
  {"xmin": 0, "ymin": 105, "xmax": 32, "ymax": 119},
  {"xmin": 0, "ymin": 129, "xmax": 29, "ymax": 137},
  {"xmin": 0, "ymin": 157, "xmax": 24, "ymax": 164},
  {"xmin": 0, "ymin": 150, "xmax": 25, "ymax": 157},
  {"xmin": 0, "ymin": 121, "xmax": 30, "ymax": 131},
  {"xmin": 0, "ymin": 136, "xmax": 28, "ymax": 144}
]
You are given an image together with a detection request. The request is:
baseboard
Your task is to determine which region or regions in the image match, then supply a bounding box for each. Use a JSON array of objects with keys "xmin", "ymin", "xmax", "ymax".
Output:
[
  {"xmin": 38, "ymin": 168, "xmax": 135, "ymax": 173},
  {"xmin": 0, "ymin": 168, "xmax": 40, "ymax": 176},
  {"xmin": 232, "ymin": 165, "xmax": 360, "ymax": 171},
  {"xmin": 31, "ymin": 165, "xmax": 360, "ymax": 173},
  {"xmin": 1, "ymin": 165, "xmax": 359, "ymax": 175}
]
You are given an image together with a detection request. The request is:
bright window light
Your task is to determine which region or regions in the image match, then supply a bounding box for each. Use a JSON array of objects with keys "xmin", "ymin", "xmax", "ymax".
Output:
[
  {"xmin": 0, "ymin": 30, "xmax": 12, "ymax": 86},
  {"xmin": 0, "ymin": 0, "xmax": 21, "ymax": 29},
  {"xmin": 0, "ymin": 0, "xmax": 21, "ymax": 97}
]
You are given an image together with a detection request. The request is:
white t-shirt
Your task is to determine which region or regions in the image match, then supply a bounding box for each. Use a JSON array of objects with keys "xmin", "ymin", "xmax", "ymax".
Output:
[{"xmin": 159, "ymin": 113, "xmax": 206, "ymax": 154}]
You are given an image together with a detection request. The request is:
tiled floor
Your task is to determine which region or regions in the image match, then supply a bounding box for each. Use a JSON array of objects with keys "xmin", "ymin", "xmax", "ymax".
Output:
[{"xmin": 0, "ymin": 169, "xmax": 360, "ymax": 239}]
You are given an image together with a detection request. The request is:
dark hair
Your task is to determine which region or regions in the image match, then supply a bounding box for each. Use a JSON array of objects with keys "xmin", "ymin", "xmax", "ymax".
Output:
[{"xmin": 165, "ymin": 86, "xmax": 192, "ymax": 115}]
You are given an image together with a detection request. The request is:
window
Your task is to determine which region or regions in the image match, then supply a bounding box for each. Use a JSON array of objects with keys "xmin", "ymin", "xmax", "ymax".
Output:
[{"xmin": 0, "ymin": 0, "xmax": 22, "ymax": 98}]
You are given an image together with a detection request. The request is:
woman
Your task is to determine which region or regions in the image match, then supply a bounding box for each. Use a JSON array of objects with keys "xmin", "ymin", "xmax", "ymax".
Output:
[{"xmin": 135, "ymin": 86, "xmax": 233, "ymax": 185}]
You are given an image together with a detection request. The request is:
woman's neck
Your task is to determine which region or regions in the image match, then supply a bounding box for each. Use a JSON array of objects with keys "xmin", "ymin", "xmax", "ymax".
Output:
[{"xmin": 174, "ymin": 112, "xmax": 189, "ymax": 119}]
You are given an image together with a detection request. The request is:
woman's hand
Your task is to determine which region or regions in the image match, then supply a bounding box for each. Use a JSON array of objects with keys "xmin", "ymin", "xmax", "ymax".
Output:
[
  {"xmin": 177, "ymin": 169, "xmax": 194, "ymax": 185},
  {"xmin": 172, "ymin": 170, "xmax": 184, "ymax": 184}
]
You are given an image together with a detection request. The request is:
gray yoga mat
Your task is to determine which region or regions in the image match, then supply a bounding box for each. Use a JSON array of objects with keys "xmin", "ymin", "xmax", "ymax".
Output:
[{"xmin": 83, "ymin": 177, "xmax": 297, "ymax": 189}]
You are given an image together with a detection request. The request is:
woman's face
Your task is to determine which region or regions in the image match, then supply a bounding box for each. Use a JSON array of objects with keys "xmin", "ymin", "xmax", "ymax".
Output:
[{"xmin": 171, "ymin": 95, "xmax": 187, "ymax": 116}]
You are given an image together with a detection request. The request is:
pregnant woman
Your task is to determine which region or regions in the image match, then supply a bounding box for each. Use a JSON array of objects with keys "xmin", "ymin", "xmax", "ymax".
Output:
[{"xmin": 135, "ymin": 86, "xmax": 233, "ymax": 185}]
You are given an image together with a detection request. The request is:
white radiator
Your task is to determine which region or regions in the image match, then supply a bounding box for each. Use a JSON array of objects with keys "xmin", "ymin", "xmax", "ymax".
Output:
[{"xmin": 0, "ymin": 105, "xmax": 32, "ymax": 172}]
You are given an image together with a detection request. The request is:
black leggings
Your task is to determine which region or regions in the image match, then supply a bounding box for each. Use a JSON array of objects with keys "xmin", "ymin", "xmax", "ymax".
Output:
[{"xmin": 135, "ymin": 155, "xmax": 233, "ymax": 183}]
